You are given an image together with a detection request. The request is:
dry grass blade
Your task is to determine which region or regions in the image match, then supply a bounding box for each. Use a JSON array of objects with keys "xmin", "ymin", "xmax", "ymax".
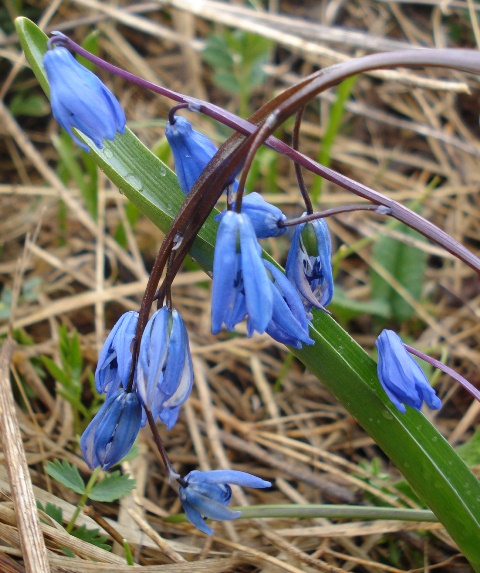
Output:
[{"xmin": 0, "ymin": 340, "xmax": 50, "ymax": 573}]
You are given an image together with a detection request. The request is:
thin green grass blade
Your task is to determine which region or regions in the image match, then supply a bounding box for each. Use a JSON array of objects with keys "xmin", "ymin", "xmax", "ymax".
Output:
[
  {"xmin": 16, "ymin": 17, "xmax": 480, "ymax": 570},
  {"xmin": 311, "ymin": 74, "xmax": 357, "ymax": 201}
]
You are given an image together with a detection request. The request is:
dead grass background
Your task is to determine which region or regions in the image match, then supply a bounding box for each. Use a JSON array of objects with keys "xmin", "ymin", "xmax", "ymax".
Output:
[{"xmin": 0, "ymin": 0, "xmax": 480, "ymax": 571}]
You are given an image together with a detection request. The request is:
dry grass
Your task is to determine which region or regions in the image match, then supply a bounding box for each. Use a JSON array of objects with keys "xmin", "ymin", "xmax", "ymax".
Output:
[{"xmin": 0, "ymin": 0, "xmax": 479, "ymax": 571}]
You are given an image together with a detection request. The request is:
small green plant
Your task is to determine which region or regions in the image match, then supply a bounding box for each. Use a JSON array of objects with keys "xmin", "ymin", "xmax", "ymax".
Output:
[
  {"xmin": 202, "ymin": 29, "xmax": 272, "ymax": 117},
  {"xmin": 42, "ymin": 459, "xmax": 136, "ymax": 553},
  {"xmin": 42, "ymin": 325, "xmax": 103, "ymax": 434}
]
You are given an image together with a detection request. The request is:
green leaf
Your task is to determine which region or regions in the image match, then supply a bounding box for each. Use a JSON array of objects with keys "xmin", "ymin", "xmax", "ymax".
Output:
[
  {"xmin": 330, "ymin": 286, "xmax": 391, "ymax": 321},
  {"xmin": 45, "ymin": 460, "xmax": 86, "ymax": 495},
  {"xmin": 372, "ymin": 226, "xmax": 427, "ymax": 322},
  {"xmin": 9, "ymin": 92, "xmax": 49, "ymax": 117},
  {"xmin": 71, "ymin": 525, "xmax": 110, "ymax": 551},
  {"xmin": 37, "ymin": 501, "xmax": 63, "ymax": 525},
  {"xmin": 89, "ymin": 471, "xmax": 136, "ymax": 502},
  {"xmin": 42, "ymin": 355, "xmax": 69, "ymax": 387},
  {"xmin": 457, "ymin": 428, "xmax": 480, "ymax": 466},
  {"xmin": 17, "ymin": 17, "xmax": 480, "ymax": 571}
]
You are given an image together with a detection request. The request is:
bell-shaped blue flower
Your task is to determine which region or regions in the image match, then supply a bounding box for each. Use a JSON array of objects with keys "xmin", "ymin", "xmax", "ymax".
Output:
[
  {"xmin": 215, "ymin": 192, "xmax": 287, "ymax": 239},
  {"xmin": 179, "ymin": 469, "xmax": 271, "ymax": 534},
  {"xmin": 80, "ymin": 388, "xmax": 142, "ymax": 470},
  {"xmin": 43, "ymin": 45, "xmax": 126, "ymax": 151},
  {"xmin": 212, "ymin": 211, "xmax": 273, "ymax": 336},
  {"xmin": 376, "ymin": 330, "xmax": 442, "ymax": 413},
  {"xmin": 136, "ymin": 307, "xmax": 193, "ymax": 430},
  {"xmin": 262, "ymin": 260, "xmax": 314, "ymax": 349},
  {"xmin": 95, "ymin": 311, "xmax": 138, "ymax": 396},
  {"xmin": 286, "ymin": 217, "xmax": 334, "ymax": 313},
  {"xmin": 165, "ymin": 115, "xmax": 236, "ymax": 195}
]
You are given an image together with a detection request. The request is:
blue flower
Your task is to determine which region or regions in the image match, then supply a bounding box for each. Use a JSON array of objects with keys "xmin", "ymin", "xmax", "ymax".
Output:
[
  {"xmin": 215, "ymin": 192, "xmax": 287, "ymax": 239},
  {"xmin": 376, "ymin": 330, "xmax": 442, "ymax": 413},
  {"xmin": 286, "ymin": 217, "xmax": 334, "ymax": 313},
  {"xmin": 179, "ymin": 469, "xmax": 271, "ymax": 534},
  {"xmin": 136, "ymin": 307, "xmax": 193, "ymax": 429},
  {"xmin": 95, "ymin": 311, "xmax": 138, "ymax": 396},
  {"xmin": 80, "ymin": 388, "xmax": 142, "ymax": 470},
  {"xmin": 212, "ymin": 211, "xmax": 273, "ymax": 336},
  {"xmin": 262, "ymin": 260, "xmax": 314, "ymax": 348},
  {"xmin": 43, "ymin": 46, "xmax": 126, "ymax": 151},
  {"xmin": 165, "ymin": 115, "xmax": 236, "ymax": 195}
]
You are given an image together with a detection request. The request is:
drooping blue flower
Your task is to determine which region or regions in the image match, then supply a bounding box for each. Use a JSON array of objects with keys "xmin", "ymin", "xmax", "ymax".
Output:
[
  {"xmin": 286, "ymin": 217, "xmax": 334, "ymax": 313},
  {"xmin": 376, "ymin": 330, "xmax": 442, "ymax": 414},
  {"xmin": 80, "ymin": 388, "xmax": 142, "ymax": 470},
  {"xmin": 179, "ymin": 469, "xmax": 271, "ymax": 534},
  {"xmin": 215, "ymin": 192, "xmax": 287, "ymax": 239},
  {"xmin": 212, "ymin": 211, "xmax": 273, "ymax": 336},
  {"xmin": 95, "ymin": 311, "xmax": 138, "ymax": 396},
  {"xmin": 165, "ymin": 115, "xmax": 236, "ymax": 195},
  {"xmin": 136, "ymin": 307, "xmax": 193, "ymax": 429},
  {"xmin": 43, "ymin": 45, "xmax": 126, "ymax": 151},
  {"xmin": 262, "ymin": 260, "xmax": 314, "ymax": 348}
]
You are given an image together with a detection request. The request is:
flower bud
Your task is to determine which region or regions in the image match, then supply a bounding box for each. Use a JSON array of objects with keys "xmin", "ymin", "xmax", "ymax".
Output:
[
  {"xmin": 215, "ymin": 192, "xmax": 287, "ymax": 239},
  {"xmin": 43, "ymin": 45, "xmax": 125, "ymax": 151},
  {"xmin": 165, "ymin": 115, "xmax": 222, "ymax": 194},
  {"xmin": 376, "ymin": 330, "xmax": 442, "ymax": 413}
]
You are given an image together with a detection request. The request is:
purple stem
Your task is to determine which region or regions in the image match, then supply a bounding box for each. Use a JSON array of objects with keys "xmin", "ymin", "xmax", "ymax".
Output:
[
  {"xmin": 279, "ymin": 204, "xmax": 389, "ymax": 227},
  {"xmin": 145, "ymin": 408, "xmax": 187, "ymax": 485},
  {"xmin": 404, "ymin": 344, "xmax": 480, "ymax": 402},
  {"xmin": 51, "ymin": 33, "xmax": 480, "ymax": 275}
]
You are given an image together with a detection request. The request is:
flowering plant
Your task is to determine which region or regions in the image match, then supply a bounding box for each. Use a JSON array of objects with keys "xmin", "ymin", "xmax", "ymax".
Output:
[{"xmin": 16, "ymin": 15, "xmax": 480, "ymax": 569}]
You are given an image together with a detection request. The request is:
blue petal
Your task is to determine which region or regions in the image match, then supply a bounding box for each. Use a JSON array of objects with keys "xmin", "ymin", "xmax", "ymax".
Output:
[
  {"xmin": 179, "ymin": 489, "xmax": 215, "ymax": 535},
  {"xmin": 95, "ymin": 311, "xmax": 138, "ymax": 393},
  {"xmin": 80, "ymin": 398, "xmax": 112, "ymax": 469},
  {"xmin": 94, "ymin": 390, "xmax": 142, "ymax": 470},
  {"xmin": 137, "ymin": 308, "xmax": 169, "ymax": 408},
  {"xmin": 159, "ymin": 405, "xmax": 180, "ymax": 430},
  {"xmin": 223, "ymin": 281, "xmax": 247, "ymax": 330},
  {"xmin": 112, "ymin": 312, "xmax": 138, "ymax": 387},
  {"xmin": 186, "ymin": 481, "xmax": 232, "ymax": 506},
  {"xmin": 186, "ymin": 469, "xmax": 271, "ymax": 489},
  {"xmin": 239, "ymin": 215, "xmax": 272, "ymax": 334},
  {"xmin": 161, "ymin": 310, "xmax": 187, "ymax": 397},
  {"xmin": 211, "ymin": 212, "xmax": 241, "ymax": 334},
  {"xmin": 162, "ymin": 315, "xmax": 194, "ymax": 409},
  {"xmin": 263, "ymin": 260, "xmax": 313, "ymax": 347},
  {"xmin": 182, "ymin": 488, "xmax": 241, "ymax": 521}
]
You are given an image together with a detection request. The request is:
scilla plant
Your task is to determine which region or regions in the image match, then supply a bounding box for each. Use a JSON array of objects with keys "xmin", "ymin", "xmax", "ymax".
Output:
[{"xmin": 17, "ymin": 17, "xmax": 480, "ymax": 568}]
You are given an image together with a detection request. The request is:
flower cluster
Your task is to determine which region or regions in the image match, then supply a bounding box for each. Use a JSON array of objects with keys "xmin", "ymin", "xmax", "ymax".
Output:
[
  {"xmin": 167, "ymin": 114, "xmax": 333, "ymax": 347},
  {"xmin": 81, "ymin": 307, "xmax": 194, "ymax": 471},
  {"xmin": 44, "ymin": 43, "xmax": 448, "ymax": 537}
]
